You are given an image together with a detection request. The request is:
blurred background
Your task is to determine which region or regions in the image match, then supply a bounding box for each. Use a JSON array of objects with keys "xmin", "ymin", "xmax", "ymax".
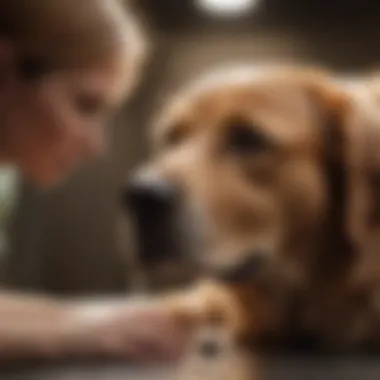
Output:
[{"xmin": 1, "ymin": 0, "xmax": 380, "ymax": 297}]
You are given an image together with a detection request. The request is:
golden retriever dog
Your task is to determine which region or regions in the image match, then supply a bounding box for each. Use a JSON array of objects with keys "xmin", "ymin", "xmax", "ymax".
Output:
[{"xmin": 123, "ymin": 65, "xmax": 380, "ymax": 379}]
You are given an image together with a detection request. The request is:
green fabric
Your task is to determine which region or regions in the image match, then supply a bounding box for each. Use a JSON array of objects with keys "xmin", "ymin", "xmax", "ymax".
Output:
[{"xmin": 0, "ymin": 167, "xmax": 20, "ymax": 256}]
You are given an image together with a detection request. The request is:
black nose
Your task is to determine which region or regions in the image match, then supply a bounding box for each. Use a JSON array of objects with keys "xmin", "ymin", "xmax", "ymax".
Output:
[
  {"xmin": 123, "ymin": 177, "xmax": 178, "ymax": 216},
  {"xmin": 121, "ymin": 175, "xmax": 180, "ymax": 265}
]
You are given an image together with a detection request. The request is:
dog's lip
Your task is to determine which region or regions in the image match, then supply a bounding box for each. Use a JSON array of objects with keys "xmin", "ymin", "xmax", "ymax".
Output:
[{"xmin": 200, "ymin": 251, "xmax": 271, "ymax": 284}]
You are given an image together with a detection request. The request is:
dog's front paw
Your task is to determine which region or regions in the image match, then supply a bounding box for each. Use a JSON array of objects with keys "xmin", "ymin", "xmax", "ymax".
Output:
[
  {"xmin": 176, "ymin": 323, "xmax": 259, "ymax": 380},
  {"xmin": 162, "ymin": 280, "xmax": 246, "ymax": 333}
]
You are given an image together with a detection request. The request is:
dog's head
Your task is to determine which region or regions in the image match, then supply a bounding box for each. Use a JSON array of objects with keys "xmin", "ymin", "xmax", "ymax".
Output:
[{"xmin": 123, "ymin": 66, "xmax": 380, "ymax": 287}]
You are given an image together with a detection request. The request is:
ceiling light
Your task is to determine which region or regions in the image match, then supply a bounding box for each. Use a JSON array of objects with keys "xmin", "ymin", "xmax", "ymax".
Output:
[{"xmin": 195, "ymin": 0, "xmax": 259, "ymax": 17}]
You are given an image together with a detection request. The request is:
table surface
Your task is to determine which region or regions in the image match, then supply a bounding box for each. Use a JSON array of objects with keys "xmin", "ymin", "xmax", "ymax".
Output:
[{"xmin": 2, "ymin": 356, "xmax": 380, "ymax": 380}]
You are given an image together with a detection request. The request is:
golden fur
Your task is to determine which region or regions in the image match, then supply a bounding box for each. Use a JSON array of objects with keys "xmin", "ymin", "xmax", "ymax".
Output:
[{"xmin": 134, "ymin": 66, "xmax": 380, "ymax": 378}]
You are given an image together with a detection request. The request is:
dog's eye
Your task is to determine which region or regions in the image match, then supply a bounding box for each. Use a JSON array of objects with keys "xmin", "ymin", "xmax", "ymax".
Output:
[
  {"xmin": 226, "ymin": 118, "xmax": 269, "ymax": 155},
  {"xmin": 162, "ymin": 124, "xmax": 187, "ymax": 148}
]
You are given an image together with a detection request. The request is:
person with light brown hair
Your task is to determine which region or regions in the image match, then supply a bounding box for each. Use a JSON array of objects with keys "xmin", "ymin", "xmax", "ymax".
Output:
[{"xmin": 0, "ymin": 0, "xmax": 186, "ymax": 361}]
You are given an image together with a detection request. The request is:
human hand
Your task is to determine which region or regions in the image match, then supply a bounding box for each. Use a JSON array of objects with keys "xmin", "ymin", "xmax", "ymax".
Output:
[{"xmin": 65, "ymin": 298, "xmax": 190, "ymax": 362}]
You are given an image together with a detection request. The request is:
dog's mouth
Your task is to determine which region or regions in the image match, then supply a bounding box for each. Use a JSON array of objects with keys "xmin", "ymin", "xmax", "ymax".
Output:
[
  {"xmin": 194, "ymin": 245, "xmax": 275, "ymax": 285},
  {"xmin": 210, "ymin": 255, "xmax": 268, "ymax": 283}
]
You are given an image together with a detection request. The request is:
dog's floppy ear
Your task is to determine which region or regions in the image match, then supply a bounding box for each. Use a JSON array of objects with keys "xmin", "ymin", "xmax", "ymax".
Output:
[{"xmin": 305, "ymin": 74, "xmax": 380, "ymax": 274}]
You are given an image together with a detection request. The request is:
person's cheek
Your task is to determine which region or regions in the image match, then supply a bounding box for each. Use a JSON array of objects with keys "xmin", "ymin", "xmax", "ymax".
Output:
[
  {"xmin": 55, "ymin": 116, "xmax": 101, "ymax": 171},
  {"xmin": 82, "ymin": 122, "xmax": 107, "ymax": 158},
  {"xmin": 47, "ymin": 95, "xmax": 83, "ymax": 152}
]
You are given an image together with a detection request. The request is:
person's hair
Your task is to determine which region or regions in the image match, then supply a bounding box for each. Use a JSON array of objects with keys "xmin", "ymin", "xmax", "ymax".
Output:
[{"xmin": 0, "ymin": 0, "xmax": 146, "ymax": 80}]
